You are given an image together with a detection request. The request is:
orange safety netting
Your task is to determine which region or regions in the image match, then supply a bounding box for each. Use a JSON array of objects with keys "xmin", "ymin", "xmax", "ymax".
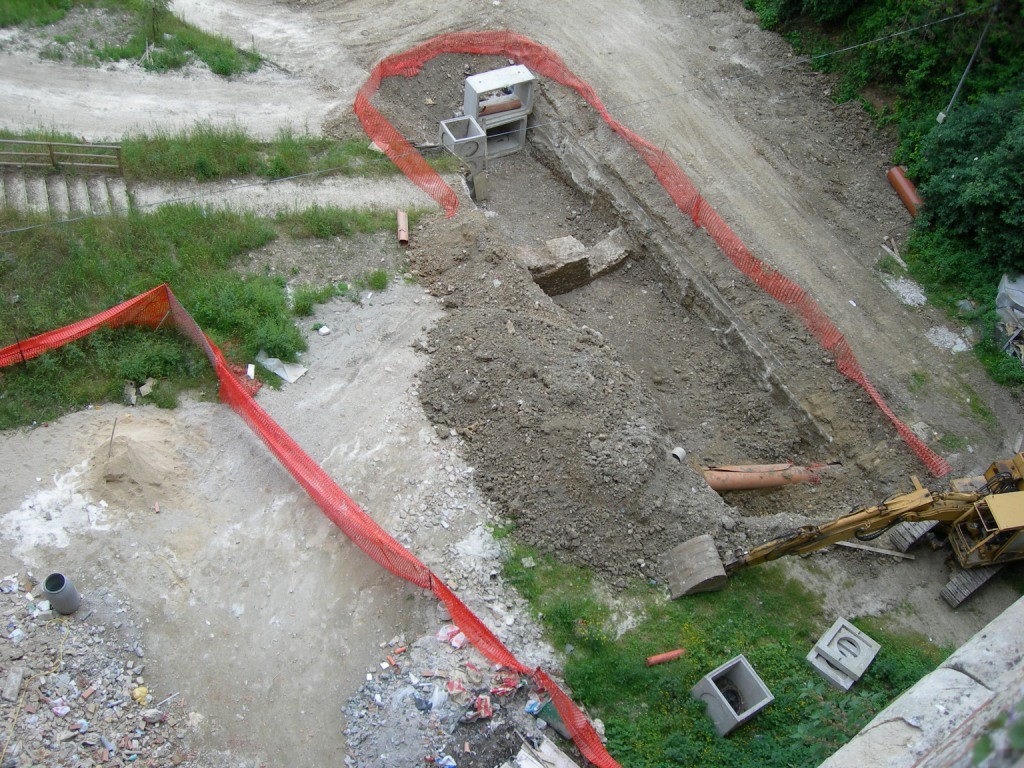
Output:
[
  {"xmin": 355, "ymin": 29, "xmax": 951, "ymax": 479},
  {"xmin": 0, "ymin": 284, "xmax": 615, "ymax": 766}
]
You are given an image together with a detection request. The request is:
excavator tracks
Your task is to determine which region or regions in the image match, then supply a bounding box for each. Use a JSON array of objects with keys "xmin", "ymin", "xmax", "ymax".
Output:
[{"xmin": 941, "ymin": 565, "xmax": 1003, "ymax": 608}]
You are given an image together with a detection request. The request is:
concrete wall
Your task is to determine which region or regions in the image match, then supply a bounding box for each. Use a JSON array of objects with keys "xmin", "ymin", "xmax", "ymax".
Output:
[{"xmin": 820, "ymin": 596, "xmax": 1024, "ymax": 768}]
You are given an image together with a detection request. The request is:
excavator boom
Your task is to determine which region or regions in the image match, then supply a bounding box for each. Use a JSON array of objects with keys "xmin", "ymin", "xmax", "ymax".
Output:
[{"xmin": 667, "ymin": 453, "xmax": 1024, "ymax": 605}]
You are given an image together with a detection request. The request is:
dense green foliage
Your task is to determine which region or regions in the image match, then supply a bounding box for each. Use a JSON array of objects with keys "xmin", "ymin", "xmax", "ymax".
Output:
[
  {"xmin": 743, "ymin": 0, "xmax": 1024, "ymax": 385},
  {"xmin": 913, "ymin": 91, "xmax": 1024, "ymax": 277},
  {"xmin": 504, "ymin": 547, "xmax": 948, "ymax": 768}
]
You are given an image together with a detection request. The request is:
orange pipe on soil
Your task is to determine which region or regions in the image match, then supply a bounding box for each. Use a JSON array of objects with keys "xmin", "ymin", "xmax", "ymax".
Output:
[
  {"xmin": 887, "ymin": 166, "xmax": 923, "ymax": 218},
  {"xmin": 397, "ymin": 210, "xmax": 409, "ymax": 245},
  {"xmin": 703, "ymin": 463, "xmax": 821, "ymax": 492},
  {"xmin": 646, "ymin": 648, "xmax": 686, "ymax": 666}
]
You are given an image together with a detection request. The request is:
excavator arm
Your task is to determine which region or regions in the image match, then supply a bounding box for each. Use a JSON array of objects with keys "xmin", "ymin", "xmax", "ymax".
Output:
[{"xmin": 723, "ymin": 482, "xmax": 982, "ymax": 574}]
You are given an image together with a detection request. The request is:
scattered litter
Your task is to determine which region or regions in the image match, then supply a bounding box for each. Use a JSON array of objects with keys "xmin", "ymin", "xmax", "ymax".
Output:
[
  {"xmin": 318, "ymin": 325, "xmax": 332, "ymax": 336},
  {"xmin": 256, "ymin": 350, "xmax": 308, "ymax": 383},
  {"xmin": 246, "ymin": 363, "xmax": 256, "ymax": 379},
  {"xmin": 436, "ymin": 625, "xmax": 460, "ymax": 643}
]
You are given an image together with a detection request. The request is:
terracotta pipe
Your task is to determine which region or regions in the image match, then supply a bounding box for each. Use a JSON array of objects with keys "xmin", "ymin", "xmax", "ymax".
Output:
[
  {"xmin": 886, "ymin": 166, "xmax": 923, "ymax": 218},
  {"xmin": 703, "ymin": 463, "xmax": 821, "ymax": 492},
  {"xmin": 479, "ymin": 98, "xmax": 522, "ymax": 116},
  {"xmin": 397, "ymin": 210, "xmax": 409, "ymax": 245},
  {"xmin": 646, "ymin": 648, "xmax": 686, "ymax": 666}
]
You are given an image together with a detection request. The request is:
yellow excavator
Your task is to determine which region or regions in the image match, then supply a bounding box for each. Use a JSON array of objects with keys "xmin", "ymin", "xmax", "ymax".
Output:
[{"xmin": 669, "ymin": 453, "xmax": 1024, "ymax": 607}]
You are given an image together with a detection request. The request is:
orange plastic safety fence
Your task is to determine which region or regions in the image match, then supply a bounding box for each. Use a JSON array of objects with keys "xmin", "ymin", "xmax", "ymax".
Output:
[
  {"xmin": 0, "ymin": 287, "xmax": 622, "ymax": 766},
  {"xmin": 0, "ymin": 285, "xmax": 172, "ymax": 368},
  {"xmin": 355, "ymin": 29, "xmax": 951, "ymax": 479}
]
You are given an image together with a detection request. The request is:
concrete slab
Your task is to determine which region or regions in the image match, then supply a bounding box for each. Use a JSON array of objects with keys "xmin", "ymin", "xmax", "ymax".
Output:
[
  {"xmin": 819, "ymin": 667, "xmax": 995, "ymax": 768},
  {"xmin": 941, "ymin": 596, "xmax": 1024, "ymax": 686}
]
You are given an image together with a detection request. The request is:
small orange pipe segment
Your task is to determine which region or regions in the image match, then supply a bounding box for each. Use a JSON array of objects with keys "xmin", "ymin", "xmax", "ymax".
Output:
[
  {"xmin": 886, "ymin": 166, "xmax": 923, "ymax": 218},
  {"xmin": 646, "ymin": 648, "xmax": 686, "ymax": 667},
  {"xmin": 703, "ymin": 463, "xmax": 821, "ymax": 492},
  {"xmin": 397, "ymin": 210, "xmax": 409, "ymax": 245}
]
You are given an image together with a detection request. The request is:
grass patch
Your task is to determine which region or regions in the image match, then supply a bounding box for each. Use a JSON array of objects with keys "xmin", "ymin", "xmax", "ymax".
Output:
[
  {"xmin": 0, "ymin": 204, "xmax": 304, "ymax": 428},
  {"xmin": 0, "ymin": 196, "xmax": 412, "ymax": 427},
  {"xmin": 0, "ymin": 0, "xmax": 73, "ymax": 27},
  {"xmin": 0, "ymin": 327, "xmax": 214, "ymax": 427},
  {"xmin": 505, "ymin": 546, "xmax": 949, "ymax": 768},
  {"xmin": 292, "ymin": 283, "xmax": 343, "ymax": 317},
  {"xmin": 96, "ymin": 1, "xmax": 261, "ymax": 76},
  {"xmin": 274, "ymin": 205, "xmax": 423, "ymax": 240},
  {"xmin": 908, "ymin": 370, "xmax": 929, "ymax": 395},
  {"xmin": 120, "ymin": 126, "xmax": 451, "ymax": 182}
]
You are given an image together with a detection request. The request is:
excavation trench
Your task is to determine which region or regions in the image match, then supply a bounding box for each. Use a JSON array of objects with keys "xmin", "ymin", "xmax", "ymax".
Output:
[{"xmin": 389, "ymin": 54, "xmax": 922, "ymax": 585}]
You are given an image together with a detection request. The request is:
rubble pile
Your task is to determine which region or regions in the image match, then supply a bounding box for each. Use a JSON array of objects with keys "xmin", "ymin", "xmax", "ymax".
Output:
[
  {"xmin": 342, "ymin": 617, "xmax": 601, "ymax": 768},
  {"xmin": 0, "ymin": 574, "xmax": 203, "ymax": 768}
]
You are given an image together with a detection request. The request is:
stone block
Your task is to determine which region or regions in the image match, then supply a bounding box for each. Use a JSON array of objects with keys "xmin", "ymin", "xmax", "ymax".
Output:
[{"xmin": 589, "ymin": 227, "xmax": 632, "ymax": 278}]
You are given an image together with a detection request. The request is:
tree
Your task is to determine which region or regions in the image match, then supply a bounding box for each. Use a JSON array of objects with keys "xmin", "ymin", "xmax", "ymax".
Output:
[{"xmin": 916, "ymin": 91, "xmax": 1024, "ymax": 276}]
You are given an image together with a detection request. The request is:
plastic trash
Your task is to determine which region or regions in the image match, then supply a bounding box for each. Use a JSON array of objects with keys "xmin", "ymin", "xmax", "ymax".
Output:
[
  {"xmin": 429, "ymin": 683, "xmax": 448, "ymax": 711},
  {"xmin": 436, "ymin": 625, "xmax": 460, "ymax": 643},
  {"xmin": 255, "ymin": 350, "xmax": 307, "ymax": 384}
]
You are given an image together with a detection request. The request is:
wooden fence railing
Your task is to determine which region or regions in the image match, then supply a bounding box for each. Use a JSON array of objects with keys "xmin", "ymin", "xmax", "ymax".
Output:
[{"xmin": 0, "ymin": 139, "xmax": 122, "ymax": 174}]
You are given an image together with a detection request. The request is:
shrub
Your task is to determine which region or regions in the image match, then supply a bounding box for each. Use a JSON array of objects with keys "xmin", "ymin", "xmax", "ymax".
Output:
[{"xmin": 915, "ymin": 92, "xmax": 1024, "ymax": 277}]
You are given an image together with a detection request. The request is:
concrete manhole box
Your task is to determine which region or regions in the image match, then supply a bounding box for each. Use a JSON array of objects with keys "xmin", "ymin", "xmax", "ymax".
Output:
[
  {"xmin": 691, "ymin": 654, "xmax": 774, "ymax": 736},
  {"xmin": 806, "ymin": 617, "xmax": 880, "ymax": 690}
]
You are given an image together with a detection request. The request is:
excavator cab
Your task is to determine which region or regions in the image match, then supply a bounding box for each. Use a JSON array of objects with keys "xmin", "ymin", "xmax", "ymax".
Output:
[{"xmin": 949, "ymin": 491, "xmax": 1024, "ymax": 568}]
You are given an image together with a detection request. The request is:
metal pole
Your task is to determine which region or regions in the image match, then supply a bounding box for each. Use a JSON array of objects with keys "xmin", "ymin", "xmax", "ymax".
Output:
[{"xmin": 937, "ymin": 4, "xmax": 998, "ymax": 124}]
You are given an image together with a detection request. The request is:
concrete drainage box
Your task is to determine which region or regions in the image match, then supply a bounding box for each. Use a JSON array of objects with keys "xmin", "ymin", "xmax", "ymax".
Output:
[
  {"xmin": 691, "ymin": 655, "xmax": 774, "ymax": 736},
  {"xmin": 463, "ymin": 65, "xmax": 536, "ymax": 160},
  {"xmin": 807, "ymin": 617, "xmax": 880, "ymax": 691}
]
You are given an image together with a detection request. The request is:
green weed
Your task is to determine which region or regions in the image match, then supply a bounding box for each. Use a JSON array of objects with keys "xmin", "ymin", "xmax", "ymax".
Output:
[
  {"xmin": 908, "ymin": 370, "xmax": 929, "ymax": 395},
  {"xmin": 366, "ymin": 269, "xmax": 389, "ymax": 292},
  {"xmin": 875, "ymin": 253, "xmax": 903, "ymax": 276},
  {"xmin": 291, "ymin": 283, "xmax": 340, "ymax": 317}
]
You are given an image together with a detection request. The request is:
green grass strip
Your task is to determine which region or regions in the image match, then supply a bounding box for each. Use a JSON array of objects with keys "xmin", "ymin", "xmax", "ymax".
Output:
[{"xmin": 504, "ymin": 545, "xmax": 948, "ymax": 768}]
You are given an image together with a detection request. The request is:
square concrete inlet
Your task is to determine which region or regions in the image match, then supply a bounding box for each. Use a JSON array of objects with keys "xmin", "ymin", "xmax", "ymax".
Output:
[
  {"xmin": 691, "ymin": 654, "xmax": 774, "ymax": 736},
  {"xmin": 807, "ymin": 617, "xmax": 880, "ymax": 689}
]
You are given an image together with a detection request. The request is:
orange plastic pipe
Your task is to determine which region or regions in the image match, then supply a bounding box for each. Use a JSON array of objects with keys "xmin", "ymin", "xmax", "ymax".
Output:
[
  {"xmin": 886, "ymin": 166, "xmax": 923, "ymax": 218},
  {"xmin": 703, "ymin": 463, "xmax": 821, "ymax": 491},
  {"xmin": 397, "ymin": 210, "xmax": 409, "ymax": 245},
  {"xmin": 646, "ymin": 648, "xmax": 686, "ymax": 666}
]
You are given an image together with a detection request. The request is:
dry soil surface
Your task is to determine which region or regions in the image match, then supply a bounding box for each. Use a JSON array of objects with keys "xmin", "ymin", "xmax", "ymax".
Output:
[{"xmin": 2, "ymin": 1, "xmax": 1023, "ymax": 767}]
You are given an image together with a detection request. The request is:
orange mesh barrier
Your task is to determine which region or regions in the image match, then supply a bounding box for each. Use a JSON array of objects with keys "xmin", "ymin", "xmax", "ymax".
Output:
[
  {"xmin": 0, "ymin": 287, "xmax": 621, "ymax": 767},
  {"xmin": 355, "ymin": 30, "xmax": 951, "ymax": 478},
  {"xmin": 0, "ymin": 285, "xmax": 172, "ymax": 368}
]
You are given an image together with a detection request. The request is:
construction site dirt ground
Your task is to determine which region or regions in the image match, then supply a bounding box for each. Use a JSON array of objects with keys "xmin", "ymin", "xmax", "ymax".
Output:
[{"xmin": 2, "ymin": 1, "xmax": 1024, "ymax": 766}]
